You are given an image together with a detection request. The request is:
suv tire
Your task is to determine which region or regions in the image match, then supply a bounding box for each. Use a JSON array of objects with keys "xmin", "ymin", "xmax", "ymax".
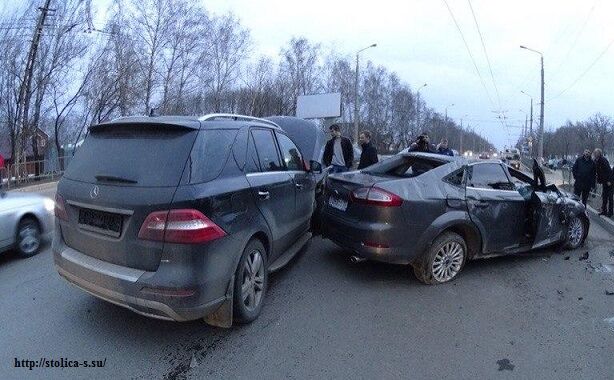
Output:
[{"xmin": 233, "ymin": 239, "xmax": 268, "ymax": 324}]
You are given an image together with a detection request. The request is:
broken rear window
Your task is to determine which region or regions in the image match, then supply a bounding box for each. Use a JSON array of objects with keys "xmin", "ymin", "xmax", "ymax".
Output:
[{"xmin": 362, "ymin": 155, "xmax": 446, "ymax": 178}]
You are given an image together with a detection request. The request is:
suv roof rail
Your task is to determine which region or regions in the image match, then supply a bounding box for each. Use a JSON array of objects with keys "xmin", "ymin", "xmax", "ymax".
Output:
[{"xmin": 198, "ymin": 113, "xmax": 280, "ymax": 128}]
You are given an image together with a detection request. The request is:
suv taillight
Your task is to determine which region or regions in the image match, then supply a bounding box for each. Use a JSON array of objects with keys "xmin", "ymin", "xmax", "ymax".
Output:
[
  {"xmin": 138, "ymin": 209, "xmax": 226, "ymax": 244},
  {"xmin": 54, "ymin": 193, "xmax": 68, "ymax": 221},
  {"xmin": 351, "ymin": 187, "xmax": 403, "ymax": 207}
]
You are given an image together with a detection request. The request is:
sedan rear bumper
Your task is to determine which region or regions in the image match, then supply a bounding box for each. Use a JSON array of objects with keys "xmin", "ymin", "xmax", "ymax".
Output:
[{"xmin": 321, "ymin": 208, "xmax": 418, "ymax": 265}]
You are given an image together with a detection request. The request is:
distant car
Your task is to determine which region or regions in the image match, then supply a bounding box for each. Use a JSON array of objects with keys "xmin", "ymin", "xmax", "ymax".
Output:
[
  {"xmin": 0, "ymin": 190, "xmax": 54, "ymax": 257},
  {"xmin": 478, "ymin": 152, "xmax": 490, "ymax": 159},
  {"xmin": 321, "ymin": 153, "xmax": 589, "ymax": 284},
  {"xmin": 53, "ymin": 114, "xmax": 321, "ymax": 327}
]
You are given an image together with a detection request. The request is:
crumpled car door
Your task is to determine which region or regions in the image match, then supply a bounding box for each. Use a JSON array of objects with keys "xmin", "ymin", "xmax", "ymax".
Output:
[{"xmin": 530, "ymin": 191, "xmax": 565, "ymax": 249}]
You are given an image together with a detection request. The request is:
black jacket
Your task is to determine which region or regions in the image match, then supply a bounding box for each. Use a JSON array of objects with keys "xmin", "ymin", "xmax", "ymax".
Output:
[
  {"xmin": 594, "ymin": 156, "xmax": 612, "ymax": 184},
  {"xmin": 357, "ymin": 142, "xmax": 379, "ymax": 169},
  {"xmin": 572, "ymin": 156, "xmax": 596, "ymax": 189},
  {"xmin": 408, "ymin": 141, "xmax": 436, "ymax": 153},
  {"xmin": 323, "ymin": 136, "xmax": 354, "ymax": 168}
]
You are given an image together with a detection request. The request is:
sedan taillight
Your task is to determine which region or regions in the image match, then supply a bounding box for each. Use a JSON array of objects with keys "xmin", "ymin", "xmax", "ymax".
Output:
[
  {"xmin": 54, "ymin": 193, "xmax": 68, "ymax": 221},
  {"xmin": 351, "ymin": 187, "xmax": 403, "ymax": 207},
  {"xmin": 138, "ymin": 209, "xmax": 226, "ymax": 244}
]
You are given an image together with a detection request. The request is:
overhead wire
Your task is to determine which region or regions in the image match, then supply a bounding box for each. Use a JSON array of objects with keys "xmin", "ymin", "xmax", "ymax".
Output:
[
  {"xmin": 549, "ymin": 0, "xmax": 599, "ymax": 83},
  {"xmin": 465, "ymin": 0, "xmax": 512, "ymax": 146},
  {"xmin": 548, "ymin": 37, "xmax": 614, "ymax": 101}
]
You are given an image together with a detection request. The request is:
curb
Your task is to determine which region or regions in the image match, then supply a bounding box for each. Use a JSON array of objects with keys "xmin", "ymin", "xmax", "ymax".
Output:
[
  {"xmin": 586, "ymin": 205, "xmax": 614, "ymax": 236},
  {"xmin": 8, "ymin": 181, "xmax": 59, "ymax": 193}
]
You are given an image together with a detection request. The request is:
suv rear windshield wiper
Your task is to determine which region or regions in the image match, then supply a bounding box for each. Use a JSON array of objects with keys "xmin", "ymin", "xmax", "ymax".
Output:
[{"xmin": 95, "ymin": 174, "xmax": 138, "ymax": 184}]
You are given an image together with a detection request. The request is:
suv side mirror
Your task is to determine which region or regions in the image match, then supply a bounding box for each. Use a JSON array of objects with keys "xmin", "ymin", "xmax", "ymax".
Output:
[{"xmin": 309, "ymin": 160, "xmax": 322, "ymax": 174}]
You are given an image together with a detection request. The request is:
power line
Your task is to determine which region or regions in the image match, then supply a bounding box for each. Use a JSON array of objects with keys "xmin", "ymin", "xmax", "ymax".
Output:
[
  {"xmin": 441, "ymin": 0, "xmax": 495, "ymax": 109},
  {"xmin": 550, "ymin": 0, "xmax": 599, "ymax": 82},
  {"xmin": 465, "ymin": 0, "xmax": 512, "ymax": 145},
  {"xmin": 466, "ymin": 0, "xmax": 502, "ymax": 112},
  {"xmin": 442, "ymin": 0, "xmax": 507, "ymax": 146},
  {"xmin": 548, "ymin": 37, "xmax": 614, "ymax": 101}
]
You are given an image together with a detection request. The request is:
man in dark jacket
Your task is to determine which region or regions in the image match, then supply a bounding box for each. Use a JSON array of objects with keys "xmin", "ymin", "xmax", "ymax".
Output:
[
  {"xmin": 408, "ymin": 133, "xmax": 436, "ymax": 153},
  {"xmin": 436, "ymin": 138, "xmax": 454, "ymax": 156},
  {"xmin": 572, "ymin": 149, "xmax": 596, "ymax": 206},
  {"xmin": 323, "ymin": 124, "xmax": 354, "ymax": 173},
  {"xmin": 357, "ymin": 130, "xmax": 378, "ymax": 169},
  {"xmin": 593, "ymin": 148, "xmax": 613, "ymax": 216}
]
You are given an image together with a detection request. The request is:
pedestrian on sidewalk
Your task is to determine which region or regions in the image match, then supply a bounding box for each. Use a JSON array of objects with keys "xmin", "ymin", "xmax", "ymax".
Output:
[
  {"xmin": 593, "ymin": 148, "xmax": 613, "ymax": 216},
  {"xmin": 572, "ymin": 149, "xmax": 596, "ymax": 206},
  {"xmin": 323, "ymin": 124, "xmax": 354, "ymax": 174},
  {"xmin": 357, "ymin": 130, "xmax": 378, "ymax": 169}
]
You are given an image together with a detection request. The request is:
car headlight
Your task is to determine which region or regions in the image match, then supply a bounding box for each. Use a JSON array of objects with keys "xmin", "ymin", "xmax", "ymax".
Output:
[{"xmin": 43, "ymin": 198, "xmax": 55, "ymax": 213}]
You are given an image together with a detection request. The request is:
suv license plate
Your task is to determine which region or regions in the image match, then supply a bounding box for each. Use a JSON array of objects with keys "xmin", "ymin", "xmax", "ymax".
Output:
[{"xmin": 328, "ymin": 197, "xmax": 348, "ymax": 211}]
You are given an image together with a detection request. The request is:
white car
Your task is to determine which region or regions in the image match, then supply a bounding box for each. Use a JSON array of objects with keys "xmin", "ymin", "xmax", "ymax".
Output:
[{"xmin": 0, "ymin": 189, "xmax": 55, "ymax": 257}]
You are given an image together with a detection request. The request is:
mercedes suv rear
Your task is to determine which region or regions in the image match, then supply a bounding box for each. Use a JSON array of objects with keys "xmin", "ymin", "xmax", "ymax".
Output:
[{"xmin": 53, "ymin": 114, "xmax": 320, "ymax": 327}]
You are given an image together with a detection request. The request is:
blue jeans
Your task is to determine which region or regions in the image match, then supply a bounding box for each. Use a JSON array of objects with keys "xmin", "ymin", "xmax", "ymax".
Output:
[{"xmin": 330, "ymin": 165, "xmax": 349, "ymax": 174}]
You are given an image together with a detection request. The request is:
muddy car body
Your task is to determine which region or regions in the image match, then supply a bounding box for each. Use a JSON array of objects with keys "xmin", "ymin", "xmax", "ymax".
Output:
[
  {"xmin": 321, "ymin": 152, "xmax": 589, "ymax": 284},
  {"xmin": 53, "ymin": 114, "xmax": 321, "ymax": 326}
]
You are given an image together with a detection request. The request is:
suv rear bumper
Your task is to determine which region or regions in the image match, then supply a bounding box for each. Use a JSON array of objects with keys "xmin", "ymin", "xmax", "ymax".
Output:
[{"xmin": 53, "ymin": 234, "xmax": 229, "ymax": 322}]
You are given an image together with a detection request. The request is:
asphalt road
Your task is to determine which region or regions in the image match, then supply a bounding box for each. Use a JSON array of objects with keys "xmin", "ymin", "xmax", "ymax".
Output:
[{"xmin": 1, "ymin": 189, "xmax": 613, "ymax": 379}]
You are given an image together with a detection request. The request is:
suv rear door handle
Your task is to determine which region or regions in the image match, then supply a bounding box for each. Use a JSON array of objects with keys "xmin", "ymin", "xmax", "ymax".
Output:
[{"xmin": 257, "ymin": 191, "xmax": 270, "ymax": 200}]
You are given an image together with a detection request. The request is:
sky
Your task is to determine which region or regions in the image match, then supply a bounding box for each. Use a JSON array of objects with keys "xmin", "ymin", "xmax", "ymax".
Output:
[
  {"xmin": 4, "ymin": 0, "xmax": 613, "ymax": 150},
  {"xmin": 202, "ymin": 0, "xmax": 614, "ymax": 150}
]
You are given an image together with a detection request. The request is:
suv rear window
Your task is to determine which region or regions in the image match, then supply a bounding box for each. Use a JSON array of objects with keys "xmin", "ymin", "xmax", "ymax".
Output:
[
  {"xmin": 185, "ymin": 129, "xmax": 238, "ymax": 184},
  {"xmin": 362, "ymin": 155, "xmax": 446, "ymax": 178},
  {"xmin": 64, "ymin": 124, "xmax": 197, "ymax": 187}
]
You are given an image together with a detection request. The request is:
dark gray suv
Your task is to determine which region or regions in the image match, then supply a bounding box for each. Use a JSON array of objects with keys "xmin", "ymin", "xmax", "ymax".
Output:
[{"xmin": 53, "ymin": 114, "xmax": 320, "ymax": 327}]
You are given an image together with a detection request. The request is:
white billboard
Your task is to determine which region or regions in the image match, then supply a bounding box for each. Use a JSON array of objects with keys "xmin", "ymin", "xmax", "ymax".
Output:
[{"xmin": 296, "ymin": 93, "xmax": 341, "ymax": 119}]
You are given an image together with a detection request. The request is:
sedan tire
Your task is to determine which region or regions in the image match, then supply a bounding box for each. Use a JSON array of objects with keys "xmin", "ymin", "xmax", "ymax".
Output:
[
  {"xmin": 233, "ymin": 239, "xmax": 268, "ymax": 324},
  {"xmin": 564, "ymin": 215, "xmax": 587, "ymax": 250},
  {"xmin": 413, "ymin": 232, "xmax": 467, "ymax": 285},
  {"xmin": 16, "ymin": 218, "xmax": 41, "ymax": 258}
]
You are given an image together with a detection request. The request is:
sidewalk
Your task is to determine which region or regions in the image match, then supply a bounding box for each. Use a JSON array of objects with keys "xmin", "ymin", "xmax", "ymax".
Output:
[{"xmin": 558, "ymin": 180, "xmax": 614, "ymax": 236}]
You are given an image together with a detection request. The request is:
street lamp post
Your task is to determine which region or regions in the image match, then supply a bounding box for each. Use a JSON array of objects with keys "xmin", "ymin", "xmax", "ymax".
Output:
[
  {"xmin": 520, "ymin": 45, "xmax": 544, "ymax": 162},
  {"xmin": 354, "ymin": 43, "xmax": 377, "ymax": 144},
  {"xmin": 416, "ymin": 83, "xmax": 427, "ymax": 134}
]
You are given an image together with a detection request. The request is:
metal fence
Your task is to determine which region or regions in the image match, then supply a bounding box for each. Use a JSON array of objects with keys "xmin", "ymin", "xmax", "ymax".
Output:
[{"xmin": 0, "ymin": 156, "xmax": 72, "ymax": 190}]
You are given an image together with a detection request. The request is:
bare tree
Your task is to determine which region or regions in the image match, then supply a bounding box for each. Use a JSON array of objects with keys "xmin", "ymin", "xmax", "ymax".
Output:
[{"xmin": 200, "ymin": 13, "xmax": 251, "ymax": 113}]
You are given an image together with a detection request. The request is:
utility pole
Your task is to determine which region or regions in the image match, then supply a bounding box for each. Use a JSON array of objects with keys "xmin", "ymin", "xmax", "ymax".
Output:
[
  {"xmin": 520, "ymin": 45, "xmax": 544, "ymax": 161},
  {"xmin": 459, "ymin": 119, "xmax": 464, "ymax": 155},
  {"xmin": 415, "ymin": 83, "xmax": 427, "ymax": 137},
  {"xmin": 15, "ymin": 0, "xmax": 53, "ymax": 168},
  {"xmin": 539, "ymin": 55, "xmax": 545, "ymax": 162},
  {"xmin": 521, "ymin": 90, "xmax": 534, "ymax": 158}
]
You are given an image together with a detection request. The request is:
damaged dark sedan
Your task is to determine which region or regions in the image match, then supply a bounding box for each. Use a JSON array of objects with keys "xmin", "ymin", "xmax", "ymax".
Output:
[{"xmin": 321, "ymin": 152, "xmax": 589, "ymax": 284}]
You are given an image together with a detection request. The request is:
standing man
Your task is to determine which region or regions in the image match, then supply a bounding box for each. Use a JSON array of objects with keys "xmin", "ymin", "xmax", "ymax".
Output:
[
  {"xmin": 436, "ymin": 138, "xmax": 454, "ymax": 156},
  {"xmin": 323, "ymin": 124, "xmax": 354, "ymax": 173},
  {"xmin": 409, "ymin": 134, "xmax": 435, "ymax": 153},
  {"xmin": 357, "ymin": 130, "xmax": 378, "ymax": 169},
  {"xmin": 572, "ymin": 149, "xmax": 595, "ymax": 206},
  {"xmin": 593, "ymin": 148, "xmax": 613, "ymax": 217}
]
